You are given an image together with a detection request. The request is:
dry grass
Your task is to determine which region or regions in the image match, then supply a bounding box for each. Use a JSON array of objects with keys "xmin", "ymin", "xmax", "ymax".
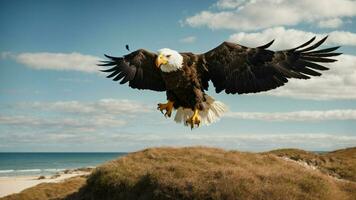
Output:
[
  {"xmin": 269, "ymin": 147, "xmax": 356, "ymax": 182},
  {"xmin": 2, "ymin": 147, "xmax": 355, "ymax": 200},
  {"xmin": 1, "ymin": 176, "xmax": 86, "ymax": 200}
]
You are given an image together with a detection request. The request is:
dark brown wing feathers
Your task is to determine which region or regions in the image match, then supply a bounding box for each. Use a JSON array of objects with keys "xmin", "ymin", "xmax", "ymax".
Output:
[
  {"xmin": 99, "ymin": 49, "xmax": 166, "ymax": 91},
  {"xmin": 202, "ymin": 36, "xmax": 340, "ymax": 94}
]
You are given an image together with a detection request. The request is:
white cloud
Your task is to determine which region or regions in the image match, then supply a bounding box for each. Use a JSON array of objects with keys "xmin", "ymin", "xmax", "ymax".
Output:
[
  {"xmin": 215, "ymin": 0, "xmax": 246, "ymax": 9},
  {"xmin": 179, "ymin": 36, "xmax": 197, "ymax": 43},
  {"xmin": 328, "ymin": 31, "xmax": 356, "ymax": 46},
  {"xmin": 108, "ymin": 133, "xmax": 356, "ymax": 151},
  {"xmin": 21, "ymin": 98, "xmax": 152, "ymax": 114},
  {"xmin": 1, "ymin": 100, "xmax": 355, "ymax": 151},
  {"xmin": 0, "ymin": 114, "xmax": 127, "ymax": 130},
  {"xmin": 0, "ymin": 98, "xmax": 153, "ymax": 134},
  {"xmin": 228, "ymin": 27, "xmax": 356, "ymax": 49},
  {"xmin": 2, "ymin": 129, "xmax": 354, "ymax": 151},
  {"xmin": 2, "ymin": 52, "xmax": 102, "ymax": 73},
  {"xmin": 185, "ymin": 0, "xmax": 356, "ymax": 31},
  {"xmin": 225, "ymin": 110, "xmax": 356, "ymax": 121},
  {"xmin": 318, "ymin": 18, "xmax": 344, "ymax": 28}
]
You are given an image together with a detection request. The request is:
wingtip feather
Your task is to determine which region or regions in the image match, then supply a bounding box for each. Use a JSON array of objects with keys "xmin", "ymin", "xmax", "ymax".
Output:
[
  {"xmin": 297, "ymin": 36, "xmax": 329, "ymax": 53},
  {"xmin": 258, "ymin": 39, "xmax": 275, "ymax": 49},
  {"xmin": 293, "ymin": 36, "xmax": 316, "ymax": 50}
]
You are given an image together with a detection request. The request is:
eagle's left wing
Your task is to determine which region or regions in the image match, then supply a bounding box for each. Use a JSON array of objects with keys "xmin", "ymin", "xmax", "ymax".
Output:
[{"xmin": 201, "ymin": 36, "xmax": 341, "ymax": 94}]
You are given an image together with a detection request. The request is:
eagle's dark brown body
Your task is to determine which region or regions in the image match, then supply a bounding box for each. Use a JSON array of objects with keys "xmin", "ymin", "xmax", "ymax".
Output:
[{"xmin": 161, "ymin": 53, "xmax": 208, "ymax": 110}]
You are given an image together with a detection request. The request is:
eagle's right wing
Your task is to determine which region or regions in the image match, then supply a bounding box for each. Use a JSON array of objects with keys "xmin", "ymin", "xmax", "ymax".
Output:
[
  {"xmin": 202, "ymin": 36, "xmax": 341, "ymax": 94},
  {"xmin": 100, "ymin": 49, "xmax": 166, "ymax": 91}
]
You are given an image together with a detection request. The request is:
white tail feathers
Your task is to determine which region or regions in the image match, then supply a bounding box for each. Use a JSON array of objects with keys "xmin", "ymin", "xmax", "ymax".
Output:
[{"xmin": 174, "ymin": 96, "xmax": 228, "ymax": 126}]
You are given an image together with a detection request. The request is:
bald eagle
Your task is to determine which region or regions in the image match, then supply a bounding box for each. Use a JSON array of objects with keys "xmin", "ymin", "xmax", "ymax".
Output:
[{"xmin": 100, "ymin": 36, "xmax": 340, "ymax": 129}]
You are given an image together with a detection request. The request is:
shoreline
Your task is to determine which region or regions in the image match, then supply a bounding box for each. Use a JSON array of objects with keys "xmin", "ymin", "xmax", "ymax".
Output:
[{"xmin": 0, "ymin": 168, "xmax": 92, "ymax": 198}]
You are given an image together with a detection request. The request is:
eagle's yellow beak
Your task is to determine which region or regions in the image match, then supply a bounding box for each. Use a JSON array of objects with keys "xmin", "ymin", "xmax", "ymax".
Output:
[{"xmin": 155, "ymin": 54, "xmax": 168, "ymax": 68}]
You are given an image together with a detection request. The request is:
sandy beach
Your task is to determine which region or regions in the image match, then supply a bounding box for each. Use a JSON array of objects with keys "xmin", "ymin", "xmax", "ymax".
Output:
[{"xmin": 0, "ymin": 170, "xmax": 90, "ymax": 198}]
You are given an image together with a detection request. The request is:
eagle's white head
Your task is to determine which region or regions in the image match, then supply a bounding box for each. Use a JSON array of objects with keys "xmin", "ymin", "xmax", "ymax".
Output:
[{"xmin": 156, "ymin": 48, "xmax": 183, "ymax": 73}]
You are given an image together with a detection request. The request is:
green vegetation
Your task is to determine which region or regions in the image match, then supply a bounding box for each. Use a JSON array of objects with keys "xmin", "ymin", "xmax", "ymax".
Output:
[{"xmin": 1, "ymin": 147, "xmax": 355, "ymax": 200}]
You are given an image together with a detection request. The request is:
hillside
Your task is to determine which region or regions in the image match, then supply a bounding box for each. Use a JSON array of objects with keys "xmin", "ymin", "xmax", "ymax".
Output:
[
  {"xmin": 1, "ymin": 176, "xmax": 86, "ymax": 200},
  {"xmin": 268, "ymin": 147, "xmax": 356, "ymax": 182},
  {"xmin": 1, "ymin": 147, "xmax": 355, "ymax": 200}
]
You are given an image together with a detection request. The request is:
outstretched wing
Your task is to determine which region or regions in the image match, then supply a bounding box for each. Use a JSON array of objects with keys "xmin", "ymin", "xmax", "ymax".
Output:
[
  {"xmin": 100, "ymin": 49, "xmax": 166, "ymax": 91},
  {"xmin": 202, "ymin": 36, "xmax": 341, "ymax": 94}
]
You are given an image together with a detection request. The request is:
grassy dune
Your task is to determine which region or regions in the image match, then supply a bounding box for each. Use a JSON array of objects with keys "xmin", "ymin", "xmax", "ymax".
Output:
[
  {"xmin": 1, "ymin": 176, "xmax": 86, "ymax": 200},
  {"xmin": 268, "ymin": 147, "xmax": 356, "ymax": 182},
  {"xmin": 1, "ymin": 147, "xmax": 355, "ymax": 200}
]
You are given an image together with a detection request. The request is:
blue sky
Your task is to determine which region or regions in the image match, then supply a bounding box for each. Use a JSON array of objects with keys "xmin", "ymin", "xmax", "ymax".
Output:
[{"xmin": 1, "ymin": 0, "xmax": 356, "ymax": 152}]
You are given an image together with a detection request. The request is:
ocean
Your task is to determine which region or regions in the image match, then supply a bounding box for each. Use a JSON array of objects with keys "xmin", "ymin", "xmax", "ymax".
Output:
[{"xmin": 0, "ymin": 152, "xmax": 126, "ymax": 177}]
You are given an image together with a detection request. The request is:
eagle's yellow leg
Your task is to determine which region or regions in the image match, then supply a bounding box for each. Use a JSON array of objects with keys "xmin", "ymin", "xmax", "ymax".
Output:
[
  {"xmin": 157, "ymin": 100, "xmax": 174, "ymax": 118},
  {"xmin": 186, "ymin": 108, "xmax": 201, "ymax": 129}
]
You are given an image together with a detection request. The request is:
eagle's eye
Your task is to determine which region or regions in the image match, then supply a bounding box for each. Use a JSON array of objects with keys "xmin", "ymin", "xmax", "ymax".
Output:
[{"xmin": 166, "ymin": 55, "xmax": 171, "ymax": 58}]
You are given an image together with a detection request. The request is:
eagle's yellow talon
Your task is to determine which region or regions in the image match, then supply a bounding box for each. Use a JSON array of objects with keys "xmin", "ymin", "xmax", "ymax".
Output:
[
  {"xmin": 186, "ymin": 109, "xmax": 200, "ymax": 129},
  {"xmin": 157, "ymin": 101, "xmax": 174, "ymax": 118}
]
